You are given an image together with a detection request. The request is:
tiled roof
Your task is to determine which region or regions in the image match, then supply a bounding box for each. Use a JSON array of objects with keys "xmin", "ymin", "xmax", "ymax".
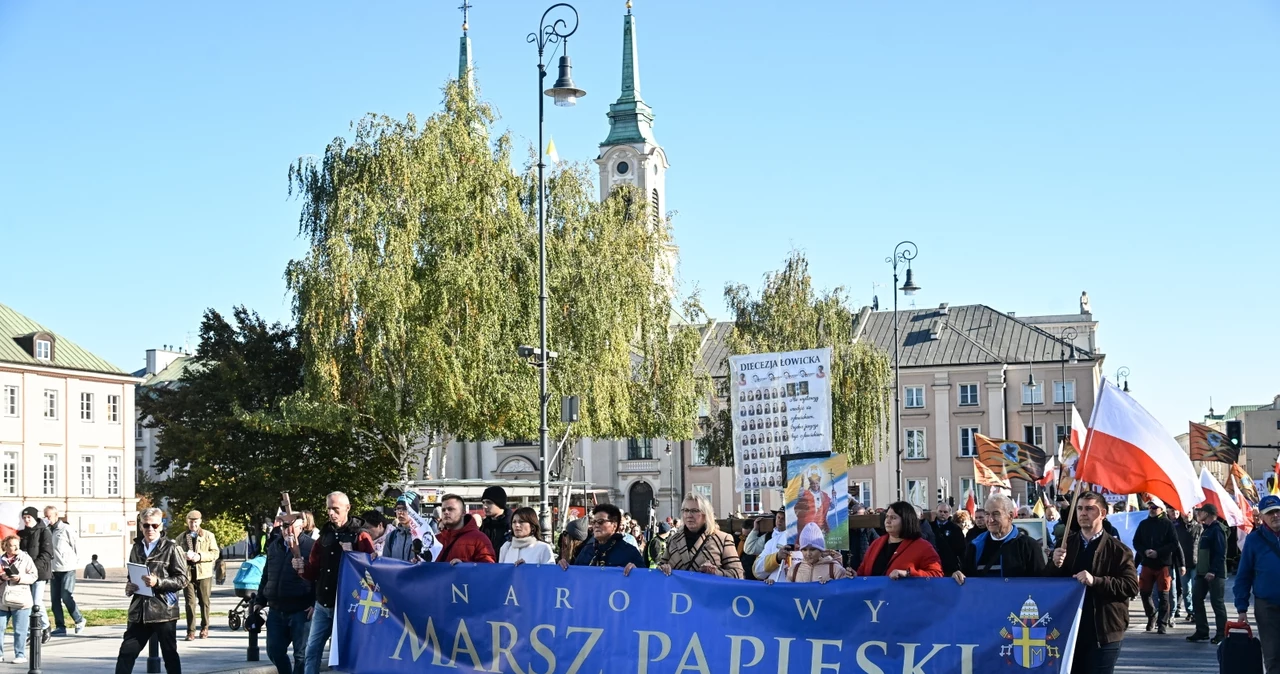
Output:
[
  {"xmin": 696, "ymin": 321, "xmax": 733, "ymax": 378},
  {"xmin": 140, "ymin": 356, "xmax": 198, "ymax": 388},
  {"xmin": 852, "ymin": 304, "xmax": 1097, "ymax": 368},
  {"xmin": 0, "ymin": 303, "xmax": 127, "ymax": 376}
]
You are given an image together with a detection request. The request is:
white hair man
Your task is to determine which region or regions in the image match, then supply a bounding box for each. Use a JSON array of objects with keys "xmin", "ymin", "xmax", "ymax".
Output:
[{"xmin": 953, "ymin": 493, "xmax": 1045, "ymax": 584}]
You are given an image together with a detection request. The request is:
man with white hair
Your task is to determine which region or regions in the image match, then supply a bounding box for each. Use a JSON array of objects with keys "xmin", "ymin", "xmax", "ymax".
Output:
[{"xmin": 954, "ymin": 493, "xmax": 1045, "ymax": 583}]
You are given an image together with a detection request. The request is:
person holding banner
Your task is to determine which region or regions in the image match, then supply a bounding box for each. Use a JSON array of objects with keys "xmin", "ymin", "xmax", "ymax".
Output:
[
  {"xmin": 1048, "ymin": 490, "xmax": 1139, "ymax": 674},
  {"xmin": 657, "ymin": 493, "xmax": 743, "ymax": 579},
  {"xmin": 954, "ymin": 494, "xmax": 1045, "ymax": 584},
  {"xmin": 560, "ymin": 504, "xmax": 644, "ymax": 571},
  {"xmin": 853, "ymin": 502, "xmax": 943, "ymax": 579},
  {"xmin": 434, "ymin": 495, "xmax": 496, "ymax": 565},
  {"xmin": 498, "ymin": 508, "xmax": 555, "ymax": 566}
]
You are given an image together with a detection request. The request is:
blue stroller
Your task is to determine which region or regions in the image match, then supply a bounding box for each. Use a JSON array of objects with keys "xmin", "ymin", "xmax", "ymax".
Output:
[{"xmin": 227, "ymin": 556, "xmax": 266, "ymax": 631}]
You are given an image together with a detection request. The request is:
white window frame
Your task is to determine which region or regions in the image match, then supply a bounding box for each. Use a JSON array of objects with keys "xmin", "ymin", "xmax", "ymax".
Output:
[
  {"xmin": 693, "ymin": 483, "xmax": 713, "ymax": 501},
  {"xmin": 1023, "ymin": 424, "xmax": 1045, "ymax": 447},
  {"xmin": 743, "ymin": 489, "xmax": 762, "ymax": 514},
  {"xmin": 959, "ymin": 476, "xmax": 981, "ymax": 505},
  {"xmin": 35, "ymin": 339, "xmax": 51, "ymax": 360},
  {"xmin": 1053, "ymin": 380, "xmax": 1076, "ymax": 404},
  {"xmin": 1, "ymin": 452, "xmax": 16, "ymax": 496},
  {"xmin": 958, "ymin": 383, "xmax": 979, "ymax": 407},
  {"xmin": 43, "ymin": 389, "xmax": 58, "ymax": 419},
  {"xmin": 107, "ymin": 455, "xmax": 121, "ymax": 496},
  {"xmin": 851, "ymin": 479, "xmax": 873, "ymax": 509},
  {"xmin": 1022, "ymin": 382, "xmax": 1044, "ymax": 405},
  {"xmin": 904, "ymin": 386, "xmax": 925, "ymax": 409},
  {"xmin": 42, "ymin": 454, "xmax": 57, "ymax": 496},
  {"xmin": 80, "ymin": 456, "xmax": 94, "ymax": 496},
  {"xmin": 136, "ymin": 423, "xmax": 144, "ymax": 441},
  {"xmin": 1055, "ymin": 424, "xmax": 1070, "ymax": 447},
  {"xmin": 905, "ymin": 428, "xmax": 927, "ymax": 460},
  {"xmin": 2, "ymin": 386, "xmax": 16, "ymax": 417},
  {"xmin": 906, "ymin": 478, "xmax": 929, "ymax": 509},
  {"xmin": 958, "ymin": 426, "xmax": 979, "ymax": 458},
  {"xmin": 80, "ymin": 392, "xmax": 94, "ymax": 422},
  {"xmin": 107, "ymin": 394, "xmax": 121, "ymax": 423}
]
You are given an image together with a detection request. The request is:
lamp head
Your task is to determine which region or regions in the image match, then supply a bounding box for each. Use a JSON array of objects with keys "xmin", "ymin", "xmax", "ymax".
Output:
[
  {"xmin": 545, "ymin": 54, "xmax": 586, "ymax": 107},
  {"xmin": 900, "ymin": 267, "xmax": 921, "ymax": 295}
]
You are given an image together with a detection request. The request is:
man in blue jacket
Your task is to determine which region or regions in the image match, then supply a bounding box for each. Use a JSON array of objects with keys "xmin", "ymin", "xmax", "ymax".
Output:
[
  {"xmin": 558, "ymin": 504, "xmax": 644, "ymax": 572},
  {"xmin": 1187, "ymin": 504, "xmax": 1228, "ymax": 644},
  {"xmin": 1235, "ymin": 495, "xmax": 1280, "ymax": 672}
]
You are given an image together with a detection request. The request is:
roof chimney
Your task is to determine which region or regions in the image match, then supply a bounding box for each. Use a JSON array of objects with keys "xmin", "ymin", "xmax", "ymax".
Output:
[
  {"xmin": 938, "ymin": 303, "xmax": 949, "ymax": 316},
  {"xmin": 928, "ymin": 318, "xmax": 944, "ymax": 340}
]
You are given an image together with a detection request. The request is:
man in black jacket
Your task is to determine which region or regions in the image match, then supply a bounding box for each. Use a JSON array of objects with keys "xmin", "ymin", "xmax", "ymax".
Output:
[
  {"xmin": 1048, "ymin": 491, "xmax": 1139, "ymax": 674},
  {"xmin": 954, "ymin": 494, "xmax": 1045, "ymax": 583},
  {"xmin": 115, "ymin": 507, "xmax": 188, "ymax": 674},
  {"xmin": 1172, "ymin": 508, "xmax": 1201, "ymax": 621},
  {"xmin": 479, "ymin": 486, "xmax": 512, "ymax": 555},
  {"xmin": 300, "ymin": 491, "xmax": 375, "ymax": 674},
  {"xmin": 928, "ymin": 501, "xmax": 966, "ymax": 577},
  {"xmin": 18, "ymin": 507, "xmax": 53, "ymax": 643},
  {"xmin": 1132, "ymin": 499, "xmax": 1179, "ymax": 634},
  {"xmin": 255, "ymin": 512, "xmax": 315, "ymax": 674}
]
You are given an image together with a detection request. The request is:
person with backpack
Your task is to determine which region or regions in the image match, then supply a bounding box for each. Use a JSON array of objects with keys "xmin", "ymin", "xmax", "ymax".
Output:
[{"xmin": 1234, "ymin": 495, "xmax": 1280, "ymax": 672}]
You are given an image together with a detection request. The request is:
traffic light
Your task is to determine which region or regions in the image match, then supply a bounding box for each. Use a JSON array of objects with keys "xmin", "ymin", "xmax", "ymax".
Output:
[{"xmin": 1226, "ymin": 420, "xmax": 1243, "ymax": 449}]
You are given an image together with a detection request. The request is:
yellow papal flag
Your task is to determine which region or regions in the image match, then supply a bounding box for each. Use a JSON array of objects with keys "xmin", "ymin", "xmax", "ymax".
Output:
[
  {"xmin": 545, "ymin": 137, "xmax": 560, "ymax": 164},
  {"xmin": 1032, "ymin": 497, "xmax": 1045, "ymax": 518}
]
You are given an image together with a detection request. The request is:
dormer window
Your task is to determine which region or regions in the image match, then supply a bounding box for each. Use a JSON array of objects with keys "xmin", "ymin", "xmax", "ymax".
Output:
[{"xmin": 35, "ymin": 339, "xmax": 51, "ymax": 360}]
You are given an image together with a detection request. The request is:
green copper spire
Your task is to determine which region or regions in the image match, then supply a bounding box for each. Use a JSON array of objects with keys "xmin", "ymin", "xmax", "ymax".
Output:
[
  {"xmin": 601, "ymin": 5, "xmax": 655, "ymax": 146},
  {"xmin": 458, "ymin": 1, "xmax": 474, "ymax": 92}
]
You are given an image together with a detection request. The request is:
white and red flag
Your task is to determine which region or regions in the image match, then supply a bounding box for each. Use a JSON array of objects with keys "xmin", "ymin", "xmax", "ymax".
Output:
[
  {"xmin": 1079, "ymin": 379, "xmax": 1204, "ymax": 513},
  {"xmin": 1196, "ymin": 468, "xmax": 1246, "ymax": 528},
  {"xmin": 0, "ymin": 504, "xmax": 23, "ymax": 539}
]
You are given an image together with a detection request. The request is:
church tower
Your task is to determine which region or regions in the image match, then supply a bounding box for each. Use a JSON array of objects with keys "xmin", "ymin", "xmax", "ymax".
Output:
[
  {"xmin": 595, "ymin": 2, "xmax": 668, "ymax": 228},
  {"xmin": 458, "ymin": 1, "xmax": 474, "ymax": 92}
]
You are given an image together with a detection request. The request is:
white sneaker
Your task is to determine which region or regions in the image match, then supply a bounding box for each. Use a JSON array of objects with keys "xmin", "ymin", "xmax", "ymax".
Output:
[
  {"xmin": 12, "ymin": 656, "xmax": 27, "ymax": 664},
  {"xmin": 74, "ymin": 618, "xmax": 87, "ymax": 634}
]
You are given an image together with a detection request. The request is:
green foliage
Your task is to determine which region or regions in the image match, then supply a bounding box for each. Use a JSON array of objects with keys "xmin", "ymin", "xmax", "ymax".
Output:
[
  {"xmin": 202, "ymin": 514, "xmax": 246, "ymax": 551},
  {"xmin": 285, "ymin": 80, "xmax": 704, "ymax": 480},
  {"xmin": 139, "ymin": 307, "xmax": 395, "ymax": 527},
  {"xmin": 699, "ymin": 252, "xmax": 892, "ymax": 466}
]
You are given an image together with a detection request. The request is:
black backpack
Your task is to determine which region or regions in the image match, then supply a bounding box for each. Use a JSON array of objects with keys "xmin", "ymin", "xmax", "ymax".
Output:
[{"xmin": 1216, "ymin": 622, "xmax": 1262, "ymax": 674}]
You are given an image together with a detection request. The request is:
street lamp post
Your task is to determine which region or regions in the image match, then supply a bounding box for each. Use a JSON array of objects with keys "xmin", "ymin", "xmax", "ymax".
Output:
[
  {"xmin": 529, "ymin": 3, "xmax": 586, "ymax": 541},
  {"xmin": 664, "ymin": 445, "xmax": 674, "ymax": 523},
  {"xmin": 1115, "ymin": 366, "xmax": 1130, "ymax": 393},
  {"xmin": 886, "ymin": 241, "xmax": 920, "ymax": 501},
  {"xmin": 1058, "ymin": 327, "xmax": 1078, "ymax": 455}
]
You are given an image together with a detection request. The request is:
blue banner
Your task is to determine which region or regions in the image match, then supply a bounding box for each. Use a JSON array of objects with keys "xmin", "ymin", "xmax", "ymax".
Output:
[{"xmin": 333, "ymin": 554, "xmax": 1084, "ymax": 673}]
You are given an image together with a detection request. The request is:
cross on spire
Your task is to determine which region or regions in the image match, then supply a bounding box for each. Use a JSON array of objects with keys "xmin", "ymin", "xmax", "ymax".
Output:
[{"xmin": 459, "ymin": 0, "xmax": 472, "ymax": 34}]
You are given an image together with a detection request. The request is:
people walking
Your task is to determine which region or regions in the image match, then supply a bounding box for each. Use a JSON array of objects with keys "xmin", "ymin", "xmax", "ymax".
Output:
[
  {"xmin": 954, "ymin": 494, "xmax": 1045, "ymax": 583},
  {"xmin": 498, "ymin": 507, "xmax": 555, "ymax": 565},
  {"xmin": 114, "ymin": 507, "xmax": 188, "ymax": 674},
  {"xmin": 479, "ymin": 486, "xmax": 512, "ymax": 556},
  {"xmin": 43, "ymin": 506, "xmax": 86, "ymax": 636},
  {"xmin": 18, "ymin": 507, "xmax": 52, "ymax": 644},
  {"xmin": 435, "ymin": 494, "xmax": 497, "ymax": 565},
  {"xmin": 1172, "ymin": 508, "xmax": 1201, "ymax": 622},
  {"xmin": 300, "ymin": 492, "xmax": 375, "ymax": 674},
  {"xmin": 175, "ymin": 510, "xmax": 218, "ymax": 641},
  {"xmin": 560, "ymin": 504, "xmax": 644, "ymax": 571},
  {"xmin": 853, "ymin": 501, "xmax": 943, "ymax": 579},
  {"xmin": 1234, "ymin": 494, "xmax": 1280, "ymax": 672},
  {"xmin": 1047, "ymin": 491, "xmax": 1139, "ymax": 674},
  {"xmin": 1187, "ymin": 503, "xmax": 1228, "ymax": 644},
  {"xmin": 656, "ymin": 493, "xmax": 743, "ymax": 579},
  {"xmin": 0, "ymin": 535, "xmax": 37, "ymax": 664},
  {"xmin": 928, "ymin": 501, "xmax": 966, "ymax": 577},
  {"xmin": 1132, "ymin": 499, "xmax": 1179, "ymax": 634},
  {"xmin": 84, "ymin": 554, "xmax": 106, "ymax": 580},
  {"xmin": 255, "ymin": 511, "xmax": 315, "ymax": 674}
]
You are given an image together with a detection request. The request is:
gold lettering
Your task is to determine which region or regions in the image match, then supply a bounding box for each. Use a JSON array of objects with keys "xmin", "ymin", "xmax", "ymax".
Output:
[
  {"xmin": 451, "ymin": 584, "xmax": 470, "ymax": 604},
  {"xmin": 449, "ymin": 619, "xmax": 487, "ymax": 671},
  {"xmin": 556, "ymin": 587, "xmax": 573, "ymax": 610},
  {"xmin": 793, "ymin": 598, "xmax": 824, "ymax": 621},
  {"xmin": 389, "ymin": 613, "xmax": 448, "ymax": 665},
  {"xmin": 505, "ymin": 585, "xmax": 519, "ymax": 606},
  {"xmin": 675, "ymin": 633, "xmax": 711, "ymax": 674},
  {"xmin": 636, "ymin": 630, "xmax": 672, "ymax": 674},
  {"xmin": 807, "ymin": 639, "xmax": 841, "ymax": 674},
  {"xmin": 488, "ymin": 621, "xmax": 525, "ymax": 674},
  {"xmin": 855, "ymin": 641, "xmax": 887, "ymax": 674},
  {"xmin": 901, "ymin": 643, "xmax": 948, "ymax": 674},
  {"xmin": 956, "ymin": 644, "xmax": 978, "ymax": 674},
  {"xmin": 670, "ymin": 592, "xmax": 692, "ymax": 615},
  {"xmin": 732, "ymin": 595, "xmax": 755, "ymax": 618},
  {"xmin": 529, "ymin": 625, "xmax": 557, "ymax": 674},
  {"xmin": 565, "ymin": 626, "xmax": 603, "ymax": 674},
  {"xmin": 609, "ymin": 590, "xmax": 631, "ymax": 612},
  {"xmin": 774, "ymin": 638, "xmax": 794, "ymax": 674},
  {"xmin": 727, "ymin": 635, "xmax": 764, "ymax": 673},
  {"xmin": 864, "ymin": 599, "xmax": 885, "ymax": 623}
]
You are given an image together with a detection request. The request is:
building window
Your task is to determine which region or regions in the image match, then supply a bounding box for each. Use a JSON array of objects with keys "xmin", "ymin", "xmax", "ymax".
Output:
[
  {"xmin": 136, "ymin": 423, "xmax": 144, "ymax": 441},
  {"xmin": 35, "ymin": 340, "xmax": 51, "ymax": 361},
  {"xmin": 743, "ymin": 489, "xmax": 761, "ymax": 513},
  {"xmin": 80, "ymin": 392, "xmax": 94, "ymax": 422},
  {"xmin": 43, "ymin": 390, "xmax": 58, "ymax": 419},
  {"xmin": 80, "ymin": 456, "xmax": 94, "ymax": 496},
  {"xmin": 1022, "ymin": 383, "xmax": 1044, "ymax": 405},
  {"xmin": 959, "ymin": 476, "xmax": 982, "ymax": 506},
  {"xmin": 107, "ymin": 394, "xmax": 121, "ymax": 423},
  {"xmin": 2, "ymin": 386, "xmax": 16, "ymax": 417},
  {"xmin": 904, "ymin": 386, "xmax": 925, "ymax": 409},
  {"xmin": 42, "ymin": 454, "xmax": 57, "ymax": 496},
  {"xmin": 906, "ymin": 478, "xmax": 928, "ymax": 509},
  {"xmin": 851, "ymin": 480, "xmax": 873, "ymax": 509},
  {"xmin": 958, "ymin": 426, "xmax": 979, "ymax": 457},
  {"xmin": 107, "ymin": 455, "xmax": 121, "ymax": 496},
  {"xmin": 627, "ymin": 438, "xmax": 653, "ymax": 460},
  {"xmin": 1053, "ymin": 380, "xmax": 1075, "ymax": 404},
  {"xmin": 691, "ymin": 443, "xmax": 708, "ymax": 466},
  {"xmin": 905, "ymin": 429, "xmax": 926, "ymax": 460},
  {"xmin": 1055, "ymin": 424, "xmax": 1070, "ymax": 447},
  {"xmin": 1023, "ymin": 424, "xmax": 1044, "ymax": 447},
  {"xmin": 693, "ymin": 483, "xmax": 713, "ymax": 502},
  {"xmin": 1, "ymin": 452, "xmax": 16, "ymax": 496},
  {"xmin": 136, "ymin": 456, "xmax": 145, "ymax": 485},
  {"xmin": 958, "ymin": 384, "xmax": 979, "ymax": 407}
]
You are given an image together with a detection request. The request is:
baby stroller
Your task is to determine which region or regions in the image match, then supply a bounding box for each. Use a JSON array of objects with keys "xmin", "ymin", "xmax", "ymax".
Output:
[{"xmin": 227, "ymin": 556, "xmax": 266, "ymax": 631}]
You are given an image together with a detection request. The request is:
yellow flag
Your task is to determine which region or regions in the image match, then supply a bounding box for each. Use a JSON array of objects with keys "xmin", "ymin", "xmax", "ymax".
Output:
[
  {"xmin": 1032, "ymin": 498, "xmax": 1045, "ymax": 518},
  {"xmin": 545, "ymin": 137, "xmax": 560, "ymax": 164}
]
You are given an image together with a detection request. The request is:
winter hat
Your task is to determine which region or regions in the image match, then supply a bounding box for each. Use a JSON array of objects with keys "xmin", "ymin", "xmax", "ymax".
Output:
[
  {"xmin": 396, "ymin": 491, "xmax": 422, "ymax": 512},
  {"xmin": 481, "ymin": 486, "xmax": 508, "ymax": 510},
  {"xmin": 564, "ymin": 517, "xmax": 589, "ymax": 541},
  {"xmin": 1257, "ymin": 495, "xmax": 1280, "ymax": 515},
  {"xmin": 21, "ymin": 507, "xmax": 39, "ymax": 520},
  {"xmin": 798, "ymin": 522, "xmax": 825, "ymax": 551},
  {"xmin": 658, "ymin": 522, "xmax": 671, "ymax": 534}
]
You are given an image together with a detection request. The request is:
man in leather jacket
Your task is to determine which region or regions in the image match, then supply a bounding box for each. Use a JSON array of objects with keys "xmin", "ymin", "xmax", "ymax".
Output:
[{"xmin": 114, "ymin": 507, "xmax": 188, "ymax": 674}]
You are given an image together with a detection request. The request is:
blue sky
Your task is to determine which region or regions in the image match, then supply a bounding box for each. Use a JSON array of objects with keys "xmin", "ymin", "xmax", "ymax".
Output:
[{"xmin": 2, "ymin": 1, "xmax": 1277, "ymax": 435}]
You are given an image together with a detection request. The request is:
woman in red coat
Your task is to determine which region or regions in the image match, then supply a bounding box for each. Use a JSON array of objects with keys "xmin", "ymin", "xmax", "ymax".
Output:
[{"xmin": 854, "ymin": 502, "xmax": 944, "ymax": 579}]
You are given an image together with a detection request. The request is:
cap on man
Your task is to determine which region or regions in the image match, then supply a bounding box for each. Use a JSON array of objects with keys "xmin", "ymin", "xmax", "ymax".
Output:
[{"xmin": 1233, "ymin": 494, "xmax": 1280, "ymax": 672}]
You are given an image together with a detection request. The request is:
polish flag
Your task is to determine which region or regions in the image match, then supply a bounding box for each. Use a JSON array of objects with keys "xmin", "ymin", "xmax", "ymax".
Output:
[
  {"xmin": 0, "ymin": 504, "xmax": 23, "ymax": 540},
  {"xmin": 964, "ymin": 491, "xmax": 976, "ymax": 517},
  {"xmin": 1230, "ymin": 475, "xmax": 1254, "ymax": 549},
  {"xmin": 1038, "ymin": 456, "xmax": 1057, "ymax": 488},
  {"xmin": 1079, "ymin": 379, "xmax": 1204, "ymax": 513},
  {"xmin": 1196, "ymin": 468, "xmax": 1246, "ymax": 528},
  {"xmin": 1069, "ymin": 405, "xmax": 1088, "ymax": 455}
]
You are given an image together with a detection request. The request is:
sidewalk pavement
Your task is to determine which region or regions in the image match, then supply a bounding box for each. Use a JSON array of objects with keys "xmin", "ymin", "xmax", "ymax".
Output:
[{"xmin": 1114, "ymin": 601, "xmax": 1221, "ymax": 673}]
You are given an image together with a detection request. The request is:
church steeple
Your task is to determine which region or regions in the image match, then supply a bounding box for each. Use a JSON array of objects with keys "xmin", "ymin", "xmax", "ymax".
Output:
[
  {"xmin": 601, "ymin": 1, "xmax": 656, "ymax": 147},
  {"xmin": 458, "ymin": 1, "xmax": 474, "ymax": 92}
]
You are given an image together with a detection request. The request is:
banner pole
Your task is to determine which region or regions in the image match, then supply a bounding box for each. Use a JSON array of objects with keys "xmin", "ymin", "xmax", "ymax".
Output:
[{"xmin": 1058, "ymin": 481, "xmax": 1084, "ymax": 551}]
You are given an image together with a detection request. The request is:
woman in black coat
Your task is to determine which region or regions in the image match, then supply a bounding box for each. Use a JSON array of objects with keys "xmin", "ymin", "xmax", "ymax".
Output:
[{"xmin": 18, "ymin": 507, "xmax": 53, "ymax": 641}]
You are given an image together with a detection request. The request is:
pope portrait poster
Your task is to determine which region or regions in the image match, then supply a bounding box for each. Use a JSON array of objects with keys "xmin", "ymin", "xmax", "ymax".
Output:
[
  {"xmin": 728, "ymin": 347, "xmax": 833, "ymax": 492},
  {"xmin": 782, "ymin": 451, "xmax": 850, "ymax": 551}
]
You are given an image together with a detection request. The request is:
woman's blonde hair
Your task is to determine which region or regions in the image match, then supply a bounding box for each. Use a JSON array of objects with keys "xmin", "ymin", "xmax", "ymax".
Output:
[
  {"xmin": 2, "ymin": 535, "xmax": 20, "ymax": 549},
  {"xmin": 681, "ymin": 491, "xmax": 719, "ymax": 535}
]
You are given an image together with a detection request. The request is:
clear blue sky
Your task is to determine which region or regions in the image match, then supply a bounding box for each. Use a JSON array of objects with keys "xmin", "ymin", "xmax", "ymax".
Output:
[{"xmin": 2, "ymin": 1, "xmax": 1277, "ymax": 435}]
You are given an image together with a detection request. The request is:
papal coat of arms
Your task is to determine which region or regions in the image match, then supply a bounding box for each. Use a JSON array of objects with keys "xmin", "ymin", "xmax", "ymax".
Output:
[
  {"xmin": 348, "ymin": 570, "xmax": 390, "ymax": 625},
  {"xmin": 999, "ymin": 595, "xmax": 1063, "ymax": 669}
]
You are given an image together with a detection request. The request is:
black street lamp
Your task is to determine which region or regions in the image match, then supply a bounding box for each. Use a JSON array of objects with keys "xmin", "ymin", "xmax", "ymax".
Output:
[
  {"xmin": 886, "ymin": 241, "xmax": 920, "ymax": 501},
  {"xmin": 1058, "ymin": 327, "xmax": 1078, "ymax": 455},
  {"xmin": 528, "ymin": 3, "xmax": 585, "ymax": 541},
  {"xmin": 1115, "ymin": 366, "xmax": 1131, "ymax": 394}
]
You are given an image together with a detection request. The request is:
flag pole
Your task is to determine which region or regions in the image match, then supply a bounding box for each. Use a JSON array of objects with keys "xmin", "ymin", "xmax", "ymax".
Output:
[{"xmin": 1058, "ymin": 481, "xmax": 1084, "ymax": 551}]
